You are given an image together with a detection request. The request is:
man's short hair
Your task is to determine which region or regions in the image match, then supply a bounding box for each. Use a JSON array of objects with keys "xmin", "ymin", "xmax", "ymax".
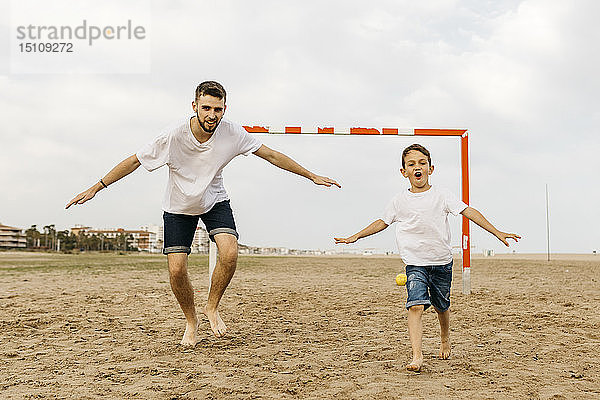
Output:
[
  {"xmin": 195, "ymin": 81, "xmax": 226, "ymax": 104},
  {"xmin": 402, "ymin": 144, "xmax": 432, "ymax": 168}
]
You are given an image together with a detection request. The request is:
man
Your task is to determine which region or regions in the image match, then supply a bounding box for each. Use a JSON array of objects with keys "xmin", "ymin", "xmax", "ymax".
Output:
[{"xmin": 66, "ymin": 81, "xmax": 340, "ymax": 346}]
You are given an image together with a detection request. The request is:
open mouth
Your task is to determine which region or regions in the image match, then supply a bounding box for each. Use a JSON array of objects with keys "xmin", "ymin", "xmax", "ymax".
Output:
[{"xmin": 415, "ymin": 171, "xmax": 422, "ymax": 178}]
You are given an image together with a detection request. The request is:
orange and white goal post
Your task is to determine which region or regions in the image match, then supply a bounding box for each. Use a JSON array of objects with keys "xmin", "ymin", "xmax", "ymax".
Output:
[{"xmin": 207, "ymin": 126, "xmax": 472, "ymax": 295}]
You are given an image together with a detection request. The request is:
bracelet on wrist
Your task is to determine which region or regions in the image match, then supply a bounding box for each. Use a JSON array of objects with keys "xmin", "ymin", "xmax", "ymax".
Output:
[{"xmin": 99, "ymin": 179, "xmax": 108, "ymax": 189}]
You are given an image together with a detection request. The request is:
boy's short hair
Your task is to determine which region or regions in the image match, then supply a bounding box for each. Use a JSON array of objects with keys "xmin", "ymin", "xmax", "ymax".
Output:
[
  {"xmin": 402, "ymin": 144, "xmax": 432, "ymax": 168},
  {"xmin": 195, "ymin": 81, "xmax": 227, "ymax": 104}
]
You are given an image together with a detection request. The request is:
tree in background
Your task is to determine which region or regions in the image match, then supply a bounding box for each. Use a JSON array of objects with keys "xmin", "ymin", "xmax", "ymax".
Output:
[
  {"xmin": 24, "ymin": 225, "xmax": 138, "ymax": 252},
  {"xmin": 25, "ymin": 225, "xmax": 41, "ymax": 248},
  {"xmin": 57, "ymin": 230, "xmax": 76, "ymax": 251},
  {"xmin": 43, "ymin": 224, "xmax": 56, "ymax": 250}
]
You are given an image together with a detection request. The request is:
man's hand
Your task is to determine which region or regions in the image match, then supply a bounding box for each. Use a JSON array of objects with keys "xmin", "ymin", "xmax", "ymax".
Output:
[
  {"xmin": 495, "ymin": 231, "xmax": 521, "ymax": 247},
  {"xmin": 65, "ymin": 155, "xmax": 141, "ymax": 210},
  {"xmin": 334, "ymin": 235, "xmax": 358, "ymax": 244},
  {"xmin": 65, "ymin": 184, "xmax": 101, "ymax": 209},
  {"xmin": 311, "ymin": 174, "xmax": 341, "ymax": 188}
]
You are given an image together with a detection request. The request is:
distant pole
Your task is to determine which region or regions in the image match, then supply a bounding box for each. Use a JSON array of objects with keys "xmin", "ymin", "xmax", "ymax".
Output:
[{"xmin": 545, "ymin": 184, "xmax": 550, "ymax": 262}]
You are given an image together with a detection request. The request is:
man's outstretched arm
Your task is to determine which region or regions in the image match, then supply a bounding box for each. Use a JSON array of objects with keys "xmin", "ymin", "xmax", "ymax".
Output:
[
  {"xmin": 253, "ymin": 145, "xmax": 341, "ymax": 188},
  {"xmin": 65, "ymin": 154, "xmax": 141, "ymax": 209}
]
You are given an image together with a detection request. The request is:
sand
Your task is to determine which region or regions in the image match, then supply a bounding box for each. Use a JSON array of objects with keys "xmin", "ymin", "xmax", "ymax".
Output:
[{"xmin": 1, "ymin": 252, "xmax": 599, "ymax": 399}]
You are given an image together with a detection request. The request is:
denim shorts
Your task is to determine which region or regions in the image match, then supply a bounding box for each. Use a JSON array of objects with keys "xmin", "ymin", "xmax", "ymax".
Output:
[
  {"xmin": 162, "ymin": 200, "xmax": 239, "ymax": 255},
  {"xmin": 405, "ymin": 261, "xmax": 453, "ymax": 312}
]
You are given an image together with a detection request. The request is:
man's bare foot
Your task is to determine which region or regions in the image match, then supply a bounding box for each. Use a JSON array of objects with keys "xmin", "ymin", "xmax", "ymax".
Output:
[
  {"xmin": 439, "ymin": 340, "xmax": 451, "ymax": 359},
  {"xmin": 202, "ymin": 306, "xmax": 227, "ymax": 338},
  {"xmin": 180, "ymin": 321, "xmax": 199, "ymax": 347},
  {"xmin": 406, "ymin": 357, "xmax": 423, "ymax": 372}
]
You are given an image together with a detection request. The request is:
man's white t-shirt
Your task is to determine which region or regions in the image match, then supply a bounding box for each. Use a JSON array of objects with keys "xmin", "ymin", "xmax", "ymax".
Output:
[
  {"xmin": 382, "ymin": 186, "xmax": 468, "ymax": 266},
  {"xmin": 136, "ymin": 117, "xmax": 262, "ymax": 215}
]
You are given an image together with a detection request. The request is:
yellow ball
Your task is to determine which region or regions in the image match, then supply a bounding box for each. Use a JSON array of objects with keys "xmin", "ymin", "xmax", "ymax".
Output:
[{"xmin": 395, "ymin": 273, "xmax": 407, "ymax": 286}]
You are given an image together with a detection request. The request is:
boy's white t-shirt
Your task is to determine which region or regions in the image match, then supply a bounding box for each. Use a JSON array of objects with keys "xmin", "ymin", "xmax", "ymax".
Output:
[
  {"xmin": 382, "ymin": 185, "xmax": 468, "ymax": 266},
  {"xmin": 136, "ymin": 117, "xmax": 262, "ymax": 215}
]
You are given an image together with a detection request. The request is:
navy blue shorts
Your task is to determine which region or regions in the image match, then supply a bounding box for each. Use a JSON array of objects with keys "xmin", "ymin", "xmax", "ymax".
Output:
[
  {"xmin": 405, "ymin": 261, "xmax": 453, "ymax": 312},
  {"xmin": 162, "ymin": 200, "xmax": 238, "ymax": 255}
]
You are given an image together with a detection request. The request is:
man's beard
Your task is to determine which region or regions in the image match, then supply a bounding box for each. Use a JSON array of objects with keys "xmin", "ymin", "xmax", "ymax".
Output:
[{"xmin": 197, "ymin": 113, "xmax": 221, "ymax": 134}]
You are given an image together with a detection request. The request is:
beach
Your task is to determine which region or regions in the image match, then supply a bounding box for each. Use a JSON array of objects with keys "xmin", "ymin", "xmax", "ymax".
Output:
[{"xmin": 1, "ymin": 252, "xmax": 598, "ymax": 399}]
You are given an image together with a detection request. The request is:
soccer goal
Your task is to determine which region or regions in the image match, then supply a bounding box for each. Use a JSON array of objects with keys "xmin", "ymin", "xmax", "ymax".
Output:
[{"xmin": 208, "ymin": 126, "xmax": 472, "ymax": 295}]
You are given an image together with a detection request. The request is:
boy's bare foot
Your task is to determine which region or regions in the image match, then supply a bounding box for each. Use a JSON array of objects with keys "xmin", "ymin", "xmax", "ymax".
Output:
[
  {"xmin": 439, "ymin": 340, "xmax": 451, "ymax": 359},
  {"xmin": 202, "ymin": 305, "xmax": 227, "ymax": 338},
  {"xmin": 406, "ymin": 357, "xmax": 423, "ymax": 372},
  {"xmin": 180, "ymin": 321, "xmax": 199, "ymax": 346}
]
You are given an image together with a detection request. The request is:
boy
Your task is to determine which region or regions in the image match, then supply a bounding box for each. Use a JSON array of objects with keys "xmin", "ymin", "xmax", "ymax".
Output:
[{"xmin": 334, "ymin": 143, "xmax": 520, "ymax": 372}]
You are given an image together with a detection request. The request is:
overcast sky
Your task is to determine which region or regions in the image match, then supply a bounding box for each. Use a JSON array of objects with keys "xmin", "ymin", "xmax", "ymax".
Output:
[{"xmin": 1, "ymin": 0, "xmax": 598, "ymax": 254}]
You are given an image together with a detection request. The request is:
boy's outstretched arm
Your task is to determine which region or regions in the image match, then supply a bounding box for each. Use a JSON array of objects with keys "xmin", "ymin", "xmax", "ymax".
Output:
[
  {"xmin": 334, "ymin": 219, "xmax": 388, "ymax": 244},
  {"xmin": 253, "ymin": 145, "xmax": 341, "ymax": 188},
  {"xmin": 461, "ymin": 207, "xmax": 521, "ymax": 246}
]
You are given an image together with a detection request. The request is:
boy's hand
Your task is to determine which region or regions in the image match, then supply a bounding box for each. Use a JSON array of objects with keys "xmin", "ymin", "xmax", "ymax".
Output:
[
  {"xmin": 495, "ymin": 231, "xmax": 521, "ymax": 247},
  {"xmin": 334, "ymin": 235, "xmax": 358, "ymax": 244},
  {"xmin": 311, "ymin": 174, "xmax": 341, "ymax": 188}
]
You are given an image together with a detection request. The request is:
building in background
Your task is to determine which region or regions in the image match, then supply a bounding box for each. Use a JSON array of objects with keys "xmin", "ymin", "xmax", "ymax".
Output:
[
  {"xmin": 70, "ymin": 225, "xmax": 155, "ymax": 251},
  {"xmin": 69, "ymin": 224, "xmax": 208, "ymax": 253},
  {"xmin": 0, "ymin": 223, "xmax": 27, "ymax": 249},
  {"xmin": 143, "ymin": 224, "xmax": 163, "ymax": 253},
  {"xmin": 483, "ymin": 249, "xmax": 495, "ymax": 257},
  {"xmin": 70, "ymin": 225, "xmax": 92, "ymax": 236},
  {"xmin": 192, "ymin": 226, "xmax": 209, "ymax": 254}
]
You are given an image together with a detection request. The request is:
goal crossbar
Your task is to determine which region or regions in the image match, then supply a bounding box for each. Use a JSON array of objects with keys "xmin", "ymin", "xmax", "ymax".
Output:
[
  {"xmin": 243, "ymin": 126, "xmax": 466, "ymax": 137},
  {"xmin": 208, "ymin": 126, "xmax": 472, "ymax": 295}
]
